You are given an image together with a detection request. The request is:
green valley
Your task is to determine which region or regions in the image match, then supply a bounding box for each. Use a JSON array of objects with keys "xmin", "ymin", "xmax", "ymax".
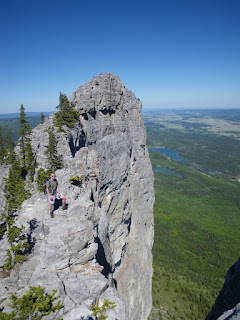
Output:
[{"xmin": 145, "ymin": 109, "xmax": 240, "ymax": 320}]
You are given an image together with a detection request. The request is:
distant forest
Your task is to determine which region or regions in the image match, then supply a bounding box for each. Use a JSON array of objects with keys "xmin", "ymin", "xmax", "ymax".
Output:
[
  {"xmin": 143, "ymin": 108, "xmax": 240, "ymax": 122},
  {"xmin": 0, "ymin": 112, "xmax": 52, "ymax": 145},
  {"xmin": 144, "ymin": 109, "xmax": 240, "ymax": 320}
]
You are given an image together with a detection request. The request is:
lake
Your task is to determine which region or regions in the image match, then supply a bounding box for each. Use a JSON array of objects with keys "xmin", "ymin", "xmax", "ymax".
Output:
[
  {"xmin": 148, "ymin": 147, "xmax": 188, "ymax": 162},
  {"xmin": 153, "ymin": 166, "xmax": 182, "ymax": 177}
]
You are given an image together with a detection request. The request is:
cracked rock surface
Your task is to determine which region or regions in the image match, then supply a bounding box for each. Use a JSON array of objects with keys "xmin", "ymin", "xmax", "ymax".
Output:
[{"xmin": 0, "ymin": 73, "xmax": 154, "ymax": 320}]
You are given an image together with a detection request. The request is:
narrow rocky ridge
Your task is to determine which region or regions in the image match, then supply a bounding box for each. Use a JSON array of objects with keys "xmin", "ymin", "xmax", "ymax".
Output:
[{"xmin": 0, "ymin": 73, "xmax": 155, "ymax": 320}]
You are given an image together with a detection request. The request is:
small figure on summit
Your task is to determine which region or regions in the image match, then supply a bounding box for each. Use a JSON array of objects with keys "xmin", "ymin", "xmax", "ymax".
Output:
[{"xmin": 46, "ymin": 173, "xmax": 67, "ymax": 218}]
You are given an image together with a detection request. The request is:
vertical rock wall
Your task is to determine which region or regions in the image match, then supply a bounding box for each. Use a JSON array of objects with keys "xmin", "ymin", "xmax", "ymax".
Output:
[{"xmin": 70, "ymin": 73, "xmax": 155, "ymax": 319}]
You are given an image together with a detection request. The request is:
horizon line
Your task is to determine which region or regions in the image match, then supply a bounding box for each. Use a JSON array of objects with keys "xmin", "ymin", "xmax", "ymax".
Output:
[{"xmin": 1, "ymin": 106, "xmax": 240, "ymax": 116}]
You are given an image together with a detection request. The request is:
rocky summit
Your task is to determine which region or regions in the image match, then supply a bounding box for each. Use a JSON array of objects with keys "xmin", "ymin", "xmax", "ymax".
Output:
[{"xmin": 0, "ymin": 73, "xmax": 155, "ymax": 319}]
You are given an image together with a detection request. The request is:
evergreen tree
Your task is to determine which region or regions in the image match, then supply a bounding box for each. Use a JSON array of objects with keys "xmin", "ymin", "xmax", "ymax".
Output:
[
  {"xmin": 54, "ymin": 93, "xmax": 80, "ymax": 131},
  {"xmin": 3, "ymin": 154, "xmax": 31, "ymax": 268},
  {"xmin": 25, "ymin": 137, "xmax": 36, "ymax": 181},
  {"xmin": 5, "ymin": 126, "xmax": 15, "ymax": 164},
  {"xmin": 18, "ymin": 104, "xmax": 32, "ymax": 172},
  {"xmin": 0, "ymin": 125, "xmax": 6, "ymax": 164},
  {"xmin": 4, "ymin": 154, "xmax": 30, "ymax": 216},
  {"xmin": 40, "ymin": 112, "xmax": 45, "ymax": 124},
  {"xmin": 0, "ymin": 107, "xmax": 34, "ymax": 269},
  {"xmin": 0, "ymin": 285, "xmax": 63, "ymax": 319},
  {"xmin": 44, "ymin": 126, "xmax": 63, "ymax": 171},
  {"xmin": 5, "ymin": 224, "xmax": 30, "ymax": 267},
  {"xmin": 91, "ymin": 298, "xmax": 116, "ymax": 320}
]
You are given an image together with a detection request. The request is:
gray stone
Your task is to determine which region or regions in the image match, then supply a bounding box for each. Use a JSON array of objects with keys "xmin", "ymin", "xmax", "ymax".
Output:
[
  {"xmin": 99, "ymin": 287, "xmax": 126, "ymax": 320},
  {"xmin": 217, "ymin": 303, "xmax": 240, "ymax": 320},
  {"xmin": 70, "ymin": 73, "xmax": 154, "ymax": 319},
  {"xmin": 0, "ymin": 237, "xmax": 10, "ymax": 268},
  {"xmin": 0, "ymin": 165, "xmax": 8, "ymax": 208},
  {"xmin": 0, "ymin": 73, "xmax": 154, "ymax": 320},
  {"xmin": 70, "ymin": 242, "xmax": 98, "ymax": 266},
  {"xmin": 63, "ymin": 305, "xmax": 93, "ymax": 320}
]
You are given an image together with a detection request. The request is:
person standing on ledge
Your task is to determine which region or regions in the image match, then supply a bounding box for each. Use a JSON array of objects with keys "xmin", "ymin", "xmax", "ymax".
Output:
[{"xmin": 46, "ymin": 173, "xmax": 67, "ymax": 218}]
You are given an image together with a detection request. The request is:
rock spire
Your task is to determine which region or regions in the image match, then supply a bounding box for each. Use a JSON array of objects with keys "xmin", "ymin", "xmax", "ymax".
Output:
[{"xmin": 0, "ymin": 73, "xmax": 154, "ymax": 320}]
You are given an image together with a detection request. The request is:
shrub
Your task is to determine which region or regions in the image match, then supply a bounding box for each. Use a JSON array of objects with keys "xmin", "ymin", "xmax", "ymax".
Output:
[
  {"xmin": 0, "ymin": 285, "xmax": 63, "ymax": 319},
  {"xmin": 0, "ymin": 221, "xmax": 7, "ymax": 239},
  {"xmin": 91, "ymin": 298, "xmax": 116, "ymax": 320},
  {"xmin": 4, "ymin": 224, "xmax": 31, "ymax": 269},
  {"xmin": 4, "ymin": 249, "xmax": 13, "ymax": 270},
  {"xmin": 69, "ymin": 175, "xmax": 84, "ymax": 186}
]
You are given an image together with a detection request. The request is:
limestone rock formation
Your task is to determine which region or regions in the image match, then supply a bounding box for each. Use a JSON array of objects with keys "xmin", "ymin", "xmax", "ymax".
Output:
[
  {"xmin": 206, "ymin": 258, "xmax": 240, "ymax": 320},
  {"xmin": 0, "ymin": 73, "xmax": 154, "ymax": 320},
  {"xmin": 0, "ymin": 166, "xmax": 8, "ymax": 208}
]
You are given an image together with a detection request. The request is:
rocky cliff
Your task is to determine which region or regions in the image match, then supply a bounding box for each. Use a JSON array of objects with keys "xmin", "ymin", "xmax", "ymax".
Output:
[
  {"xmin": 206, "ymin": 258, "xmax": 240, "ymax": 320},
  {"xmin": 0, "ymin": 73, "xmax": 155, "ymax": 320}
]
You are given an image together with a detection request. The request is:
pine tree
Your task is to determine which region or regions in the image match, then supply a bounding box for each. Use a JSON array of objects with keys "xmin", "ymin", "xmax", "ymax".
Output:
[
  {"xmin": 0, "ymin": 285, "xmax": 63, "ymax": 319},
  {"xmin": 25, "ymin": 137, "xmax": 36, "ymax": 181},
  {"xmin": 40, "ymin": 112, "xmax": 45, "ymax": 124},
  {"xmin": 19, "ymin": 104, "xmax": 32, "ymax": 172},
  {"xmin": 5, "ymin": 126, "xmax": 15, "ymax": 164},
  {"xmin": 5, "ymin": 224, "xmax": 30, "ymax": 266},
  {"xmin": 91, "ymin": 298, "xmax": 116, "ymax": 320},
  {"xmin": 3, "ymin": 154, "xmax": 31, "ymax": 268},
  {"xmin": 0, "ymin": 125, "xmax": 6, "ymax": 164},
  {"xmin": 44, "ymin": 126, "xmax": 63, "ymax": 172},
  {"xmin": 4, "ymin": 154, "xmax": 30, "ymax": 216},
  {"xmin": 1, "ymin": 108, "xmax": 34, "ymax": 270},
  {"xmin": 53, "ymin": 93, "xmax": 80, "ymax": 131}
]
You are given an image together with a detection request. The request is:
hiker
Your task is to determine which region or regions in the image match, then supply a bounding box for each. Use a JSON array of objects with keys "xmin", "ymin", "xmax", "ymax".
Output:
[{"xmin": 46, "ymin": 173, "xmax": 67, "ymax": 218}]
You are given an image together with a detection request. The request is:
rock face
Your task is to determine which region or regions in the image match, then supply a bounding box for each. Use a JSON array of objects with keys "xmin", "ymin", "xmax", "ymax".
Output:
[
  {"xmin": 0, "ymin": 166, "xmax": 8, "ymax": 208},
  {"xmin": 206, "ymin": 258, "xmax": 240, "ymax": 320},
  {"xmin": 0, "ymin": 73, "xmax": 154, "ymax": 320}
]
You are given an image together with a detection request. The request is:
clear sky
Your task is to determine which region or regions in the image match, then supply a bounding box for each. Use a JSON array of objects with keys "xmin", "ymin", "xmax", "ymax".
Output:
[{"xmin": 0, "ymin": 0, "xmax": 239, "ymax": 113}]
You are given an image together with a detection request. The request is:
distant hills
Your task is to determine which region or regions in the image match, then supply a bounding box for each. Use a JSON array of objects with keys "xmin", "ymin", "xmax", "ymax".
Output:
[
  {"xmin": 0, "ymin": 112, "xmax": 53, "ymax": 119},
  {"xmin": 143, "ymin": 108, "xmax": 240, "ymax": 122},
  {"xmin": 0, "ymin": 112, "xmax": 54, "ymax": 144}
]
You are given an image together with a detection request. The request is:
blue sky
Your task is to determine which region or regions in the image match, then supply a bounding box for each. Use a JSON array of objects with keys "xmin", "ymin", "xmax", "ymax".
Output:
[{"xmin": 0, "ymin": 0, "xmax": 239, "ymax": 112}]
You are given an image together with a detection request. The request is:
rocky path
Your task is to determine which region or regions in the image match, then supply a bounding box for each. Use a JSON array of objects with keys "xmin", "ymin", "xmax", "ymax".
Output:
[{"xmin": 0, "ymin": 188, "xmax": 125, "ymax": 319}]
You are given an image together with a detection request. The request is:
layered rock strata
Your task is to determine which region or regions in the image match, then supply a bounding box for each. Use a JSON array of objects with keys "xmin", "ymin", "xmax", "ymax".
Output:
[{"xmin": 0, "ymin": 73, "xmax": 154, "ymax": 320}]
